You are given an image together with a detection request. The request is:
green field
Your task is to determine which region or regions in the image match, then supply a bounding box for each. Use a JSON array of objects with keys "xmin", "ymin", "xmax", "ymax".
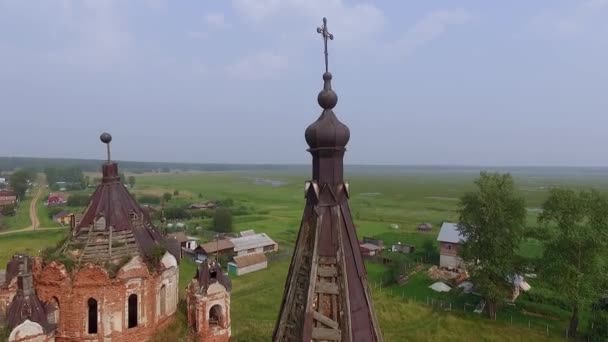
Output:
[
  {"xmin": 2, "ymin": 169, "xmax": 606, "ymax": 340},
  {"xmin": 2, "ymin": 197, "xmax": 31, "ymax": 231}
]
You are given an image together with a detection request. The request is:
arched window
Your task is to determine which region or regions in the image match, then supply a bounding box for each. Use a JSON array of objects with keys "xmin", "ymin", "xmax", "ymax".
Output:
[
  {"xmin": 87, "ymin": 298, "xmax": 98, "ymax": 334},
  {"xmin": 160, "ymin": 285, "xmax": 166, "ymax": 316},
  {"xmin": 209, "ymin": 305, "xmax": 222, "ymax": 329},
  {"xmin": 128, "ymin": 294, "xmax": 138, "ymax": 328},
  {"xmin": 46, "ymin": 297, "xmax": 60, "ymax": 325}
]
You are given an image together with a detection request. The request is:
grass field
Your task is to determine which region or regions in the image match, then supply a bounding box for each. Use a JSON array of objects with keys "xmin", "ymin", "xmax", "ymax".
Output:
[
  {"xmin": 3, "ymin": 168, "xmax": 607, "ymax": 340},
  {"xmin": 2, "ymin": 197, "xmax": 31, "ymax": 231}
]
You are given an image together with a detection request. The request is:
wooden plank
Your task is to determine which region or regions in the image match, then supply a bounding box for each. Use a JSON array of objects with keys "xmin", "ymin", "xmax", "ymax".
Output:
[
  {"xmin": 313, "ymin": 311, "xmax": 339, "ymax": 329},
  {"xmin": 318, "ymin": 257, "xmax": 336, "ymax": 265},
  {"xmin": 315, "ymin": 282, "xmax": 338, "ymax": 295},
  {"xmin": 311, "ymin": 328, "xmax": 341, "ymax": 341},
  {"xmin": 317, "ymin": 267, "xmax": 337, "ymax": 277}
]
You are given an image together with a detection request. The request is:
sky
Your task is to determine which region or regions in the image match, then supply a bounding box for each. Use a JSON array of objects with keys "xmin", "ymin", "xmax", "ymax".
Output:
[{"xmin": 1, "ymin": 0, "xmax": 607, "ymax": 166}]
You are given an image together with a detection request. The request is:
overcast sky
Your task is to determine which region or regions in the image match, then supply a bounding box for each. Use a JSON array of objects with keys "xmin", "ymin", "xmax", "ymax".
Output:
[{"xmin": 1, "ymin": 0, "xmax": 607, "ymax": 166}]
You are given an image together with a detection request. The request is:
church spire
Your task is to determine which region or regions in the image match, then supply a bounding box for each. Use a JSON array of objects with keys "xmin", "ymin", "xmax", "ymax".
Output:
[{"xmin": 273, "ymin": 17, "xmax": 383, "ymax": 342}]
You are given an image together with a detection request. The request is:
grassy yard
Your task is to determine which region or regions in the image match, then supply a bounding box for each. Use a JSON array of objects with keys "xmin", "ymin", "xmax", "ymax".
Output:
[
  {"xmin": 2, "ymin": 197, "xmax": 32, "ymax": 231},
  {"xmin": 0, "ymin": 229, "xmax": 67, "ymax": 265}
]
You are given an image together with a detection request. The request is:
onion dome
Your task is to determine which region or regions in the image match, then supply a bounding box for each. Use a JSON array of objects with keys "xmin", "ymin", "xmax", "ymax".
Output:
[{"xmin": 305, "ymin": 72, "xmax": 350, "ymax": 150}]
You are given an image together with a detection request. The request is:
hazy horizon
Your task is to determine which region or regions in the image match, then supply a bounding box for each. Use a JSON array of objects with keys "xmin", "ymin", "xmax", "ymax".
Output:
[{"xmin": 1, "ymin": 1, "xmax": 607, "ymax": 166}]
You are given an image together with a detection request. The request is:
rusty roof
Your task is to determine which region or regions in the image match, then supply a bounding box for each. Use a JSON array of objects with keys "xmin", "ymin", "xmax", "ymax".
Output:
[
  {"xmin": 65, "ymin": 133, "xmax": 166, "ymax": 264},
  {"xmin": 273, "ymin": 18, "xmax": 382, "ymax": 342},
  {"xmin": 232, "ymin": 252, "xmax": 267, "ymax": 268},
  {"xmin": 200, "ymin": 239, "xmax": 234, "ymax": 254}
]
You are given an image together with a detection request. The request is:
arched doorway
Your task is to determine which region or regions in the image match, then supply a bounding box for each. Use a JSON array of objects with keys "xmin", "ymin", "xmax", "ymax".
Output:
[
  {"xmin": 128, "ymin": 294, "xmax": 138, "ymax": 328},
  {"xmin": 160, "ymin": 285, "xmax": 166, "ymax": 316},
  {"xmin": 46, "ymin": 297, "xmax": 59, "ymax": 325},
  {"xmin": 209, "ymin": 304, "xmax": 222, "ymax": 329},
  {"xmin": 87, "ymin": 298, "xmax": 98, "ymax": 334}
]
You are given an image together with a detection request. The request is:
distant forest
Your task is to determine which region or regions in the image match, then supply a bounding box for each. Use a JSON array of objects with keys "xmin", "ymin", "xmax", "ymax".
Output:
[{"xmin": 0, "ymin": 157, "xmax": 303, "ymax": 174}]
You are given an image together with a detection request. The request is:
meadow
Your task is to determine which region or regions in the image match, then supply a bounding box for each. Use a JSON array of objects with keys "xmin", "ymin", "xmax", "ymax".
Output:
[{"xmin": 2, "ymin": 167, "xmax": 607, "ymax": 340}]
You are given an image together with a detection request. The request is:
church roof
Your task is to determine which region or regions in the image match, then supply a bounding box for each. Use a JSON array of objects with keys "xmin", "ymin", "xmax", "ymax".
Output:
[
  {"xmin": 63, "ymin": 133, "xmax": 166, "ymax": 265},
  {"xmin": 6, "ymin": 256, "xmax": 50, "ymax": 333}
]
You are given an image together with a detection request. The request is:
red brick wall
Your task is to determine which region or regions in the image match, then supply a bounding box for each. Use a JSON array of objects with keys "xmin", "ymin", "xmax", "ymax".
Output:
[
  {"xmin": 187, "ymin": 281, "xmax": 231, "ymax": 342},
  {"xmin": 33, "ymin": 258, "xmax": 177, "ymax": 342}
]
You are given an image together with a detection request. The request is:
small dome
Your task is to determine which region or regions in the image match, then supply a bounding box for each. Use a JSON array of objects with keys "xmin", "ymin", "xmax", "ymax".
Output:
[
  {"xmin": 100, "ymin": 132, "xmax": 112, "ymax": 144},
  {"xmin": 305, "ymin": 110, "xmax": 350, "ymax": 149},
  {"xmin": 305, "ymin": 72, "xmax": 350, "ymax": 149}
]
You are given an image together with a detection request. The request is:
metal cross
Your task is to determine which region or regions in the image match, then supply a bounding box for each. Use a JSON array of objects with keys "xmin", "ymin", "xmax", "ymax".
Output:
[{"xmin": 316, "ymin": 17, "xmax": 334, "ymax": 73}]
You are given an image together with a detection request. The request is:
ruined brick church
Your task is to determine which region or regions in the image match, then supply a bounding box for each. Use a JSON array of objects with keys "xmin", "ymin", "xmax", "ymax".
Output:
[{"xmin": 0, "ymin": 133, "xmax": 231, "ymax": 341}]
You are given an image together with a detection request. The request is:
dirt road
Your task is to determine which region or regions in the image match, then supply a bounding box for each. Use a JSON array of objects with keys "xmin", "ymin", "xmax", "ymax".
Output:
[{"xmin": 26, "ymin": 186, "xmax": 42, "ymax": 230}]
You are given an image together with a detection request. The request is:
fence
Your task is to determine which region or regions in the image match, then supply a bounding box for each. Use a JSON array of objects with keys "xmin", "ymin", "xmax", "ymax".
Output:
[{"xmin": 369, "ymin": 281, "xmax": 582, "ymax": 340}]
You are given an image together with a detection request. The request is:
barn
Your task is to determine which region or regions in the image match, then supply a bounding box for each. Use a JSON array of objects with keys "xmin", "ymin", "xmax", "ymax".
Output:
[{"xmin": 227, "ymin": 252, "xmax": 268, "ymax": 276}]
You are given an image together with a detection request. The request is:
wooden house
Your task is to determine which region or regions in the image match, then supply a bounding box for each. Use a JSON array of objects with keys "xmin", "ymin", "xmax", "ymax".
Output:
[
  {"xmin": 437, "ymin": 222, "xmax": 467, "ymax": 270},
  {"xmin": 199, "ymin": 239, "xmax": 235, "ymax": 258},
  {"xmin": 46, "ymin": 192, "xmax": 67, "ymax": 206},
  {"xmin": 362, "ymin": 236, "xmax": 384, "ymax": 249},
  {"xmin": 53, "ymin": 211, "xmax": 72, "ymax": 225},
  {"xmin": 359, "ymin": 243, "xmax": 381, "ymax": 257},
  {"xmin": 167, "ymin": 232, "xmax": 198, "ymax": 250},
  {"xmin": 227, "ymin": 252, "xmax": 268, "ymax": 276}
]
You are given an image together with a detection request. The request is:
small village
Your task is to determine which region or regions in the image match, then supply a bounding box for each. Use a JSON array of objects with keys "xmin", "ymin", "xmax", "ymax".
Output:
[{"xmin": 0, "ymin": 2, "xmax": 607, "ymax": 340}]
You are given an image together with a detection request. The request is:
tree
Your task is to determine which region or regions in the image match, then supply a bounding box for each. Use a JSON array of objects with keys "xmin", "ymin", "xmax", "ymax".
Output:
[
  {"xmin": 173, "ymin": 190, "xmax": 179, "ymax": 196},
  {"xmin": 128, "ymin": 176, "xmax": 136, "ymax": 188},
  {"xmin": 212, "ymin": 208, "xmax": 233, "ymax": 233},
  {"xmin": 458, "ymin": 172, "xmax": 526, "ymax": 318},
  {"xmin": 67, "ymin": 193, "xmax": 90, "ymax": 207},
  {"xmin": 163, "ymin": 193, "xmax": 172, "ymax": 202},
  {"xmin": 538, "ymin": 189, "xmax": 608, "ymax": 337},
  {"xmin": 9, "ymin": 170, "xmax": 30, "ymax": 198}
]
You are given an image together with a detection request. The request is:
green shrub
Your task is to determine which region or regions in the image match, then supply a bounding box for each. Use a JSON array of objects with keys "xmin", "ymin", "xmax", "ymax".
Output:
[
  {"xmin": 67, "ymin": 193, "xmax": 90, "ymax": 207},
  {"xmin": 139, "ymin": 195, "xmax": 161, "ymax": 204}
]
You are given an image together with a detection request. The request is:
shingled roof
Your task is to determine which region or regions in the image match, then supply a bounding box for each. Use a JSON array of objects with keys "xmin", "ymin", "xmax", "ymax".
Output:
[{"xmin": 62, "ymin": 133, "xmax": 167, "ymax": 265}]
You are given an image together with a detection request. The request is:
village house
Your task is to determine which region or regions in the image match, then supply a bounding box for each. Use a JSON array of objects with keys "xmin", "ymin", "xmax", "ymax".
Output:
[
  {"xmin": 167, "ymin": 232, "xmax": 199, "ymax": 250},
  {"xmin": 437, "ymin": 222, "xmax": 467, "ymax": 270},
  {"xmin": 359, "ymin": 242, "xmax": 382, "ymax": 257},
  {"xmin": 197, "ymin": 239, "xmax": 235, "ymax": 262},
  {"xmin": 0, "ymin": 190, "xmax": 17, "ymax": 208},
  {"xmin": 229, "ymin": 231, "xmax": 278, "ymax": 257},
  {"xmin": 227, "ymin": 252, "xmax": 268, "ymax": 276},
  {"xmin": 391, "ymin": 242, "xmax": 416, "ymax": 254},
  {"xmin": 52, "ymin": 211, "xmax": 72, "ymax": 225},
  {"xmin": 45, "ymin": 192, "xmax": 67, "ymax": 206},
  {"xmin": 362, "ymin": 236, "xmax": 384, "ymax": 249}
]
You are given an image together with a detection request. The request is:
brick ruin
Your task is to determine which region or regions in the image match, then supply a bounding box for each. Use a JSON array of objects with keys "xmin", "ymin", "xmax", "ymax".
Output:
[
  {"xmin": 187, "ymin": 261, "xmax": 232, "ymax": 342},
  {"xmin": 0, "ymin": 133, "xmax": 231, "ymax": 341}
]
